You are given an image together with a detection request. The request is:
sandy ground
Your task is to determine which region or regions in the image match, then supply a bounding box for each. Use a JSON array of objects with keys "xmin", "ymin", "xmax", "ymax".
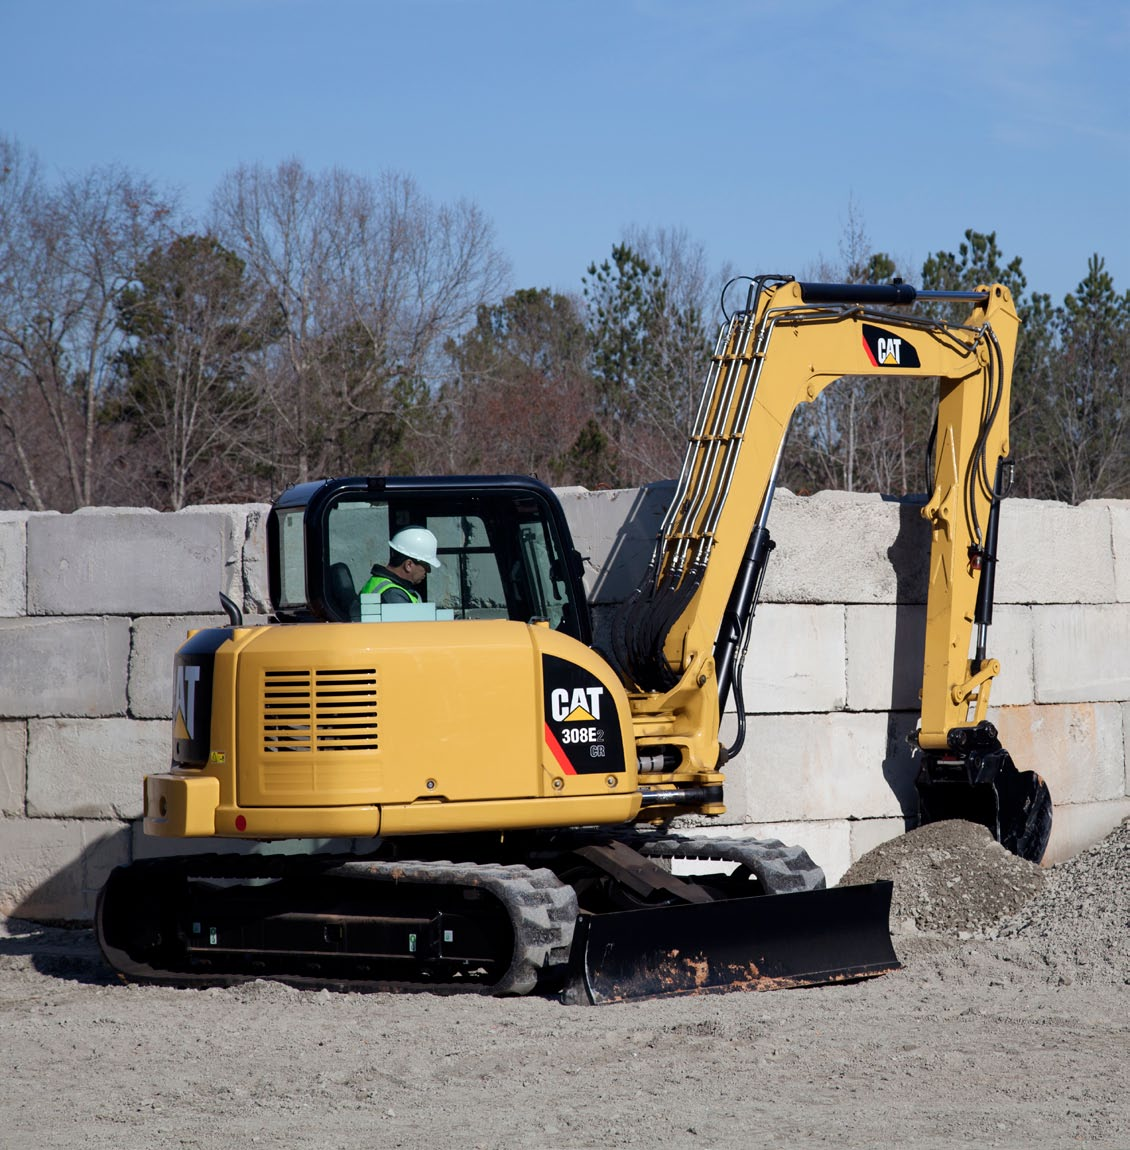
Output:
[{"xmin": 2, "ymin": 821, "xmax": 1126, "ymax": 1150}]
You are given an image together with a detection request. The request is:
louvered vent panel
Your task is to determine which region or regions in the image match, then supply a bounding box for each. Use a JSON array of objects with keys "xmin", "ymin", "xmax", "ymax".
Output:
[{"xmin": 263, "ymin": 667, "xmax": 378, "ymax": 753}]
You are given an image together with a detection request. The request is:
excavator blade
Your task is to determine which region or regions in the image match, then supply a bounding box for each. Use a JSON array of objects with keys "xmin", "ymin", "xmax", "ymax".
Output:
[
  {"xmin": 569, "ymin": 881, "xmax": 898, "ymax": 1004},
  {"xmin": 917, "ymin": 748, "xmax": 1053, "ymax": 864}
]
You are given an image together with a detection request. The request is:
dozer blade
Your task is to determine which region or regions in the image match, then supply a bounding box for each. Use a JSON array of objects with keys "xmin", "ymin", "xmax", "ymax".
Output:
[{"xmin": 569, "ymin": 880, "xmax": 898, "ymax": 1004}]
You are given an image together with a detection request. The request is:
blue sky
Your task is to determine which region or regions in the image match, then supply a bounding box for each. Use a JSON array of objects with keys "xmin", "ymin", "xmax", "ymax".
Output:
[{"xmin": 3, "ymin": 0, "xmax": 1127, "ymax": 303}]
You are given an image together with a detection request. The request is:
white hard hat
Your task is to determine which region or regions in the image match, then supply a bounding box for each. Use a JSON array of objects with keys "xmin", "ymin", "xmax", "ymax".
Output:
[{"xmin": 390, "ymin": 527, "xmax": 441, "ymax": 569}]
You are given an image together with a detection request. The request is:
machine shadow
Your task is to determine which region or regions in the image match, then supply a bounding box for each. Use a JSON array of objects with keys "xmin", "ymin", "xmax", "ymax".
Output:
[{"xmin": 881, "ymin": 494, "xmax": 932, "ymax": 829}]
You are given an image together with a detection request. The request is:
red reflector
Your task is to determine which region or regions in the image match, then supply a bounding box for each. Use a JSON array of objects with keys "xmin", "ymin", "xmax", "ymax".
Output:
[{"xmin": 235, "ymin": 815, "xmax": 247, "ymax": 831}]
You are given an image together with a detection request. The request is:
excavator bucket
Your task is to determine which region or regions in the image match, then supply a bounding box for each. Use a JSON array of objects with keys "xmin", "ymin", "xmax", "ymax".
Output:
[
  {"xmin": 917, "ymin": 745, "xmax": 1053, "ymax": 864},
  {"xmin": 568, "ymin": 880, "xmax": 899, "ymax": 1004}
]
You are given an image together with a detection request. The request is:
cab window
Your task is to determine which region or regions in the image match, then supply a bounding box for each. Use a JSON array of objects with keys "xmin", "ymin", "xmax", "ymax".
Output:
[{"xmin": 320, "ymin": 492, "xmax": 582, "ymax": 638}]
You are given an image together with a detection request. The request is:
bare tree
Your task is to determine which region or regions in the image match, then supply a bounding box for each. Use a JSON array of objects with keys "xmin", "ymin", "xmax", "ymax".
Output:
[
  {"xmin": 0, "ymin": 137, "xmax": 50, "ymax": 509},
  {"xmin": 443, "ymin": 288, "xmax": 596, "ymax": 483},
  {"xmin": 621, "ymin": 226, "xmax": 730, "ymax": 482},
  {"xmin": 783, "ymin": 209, "xmax": 917, "ymax": 495},
  {"xmin": 210, "ymin": 161, "xmax": 508, "ymax": 489},
  {"xmin": 0, "ymin": 138, "xmax": 177, "ymax": 509},
  {"xmin": 582, "ymin": 235, "xmax": 724, "ymax": 486},
  {"xmin": 1026, "ymin": 256, "xmax": 1130, "ymax": 502}
]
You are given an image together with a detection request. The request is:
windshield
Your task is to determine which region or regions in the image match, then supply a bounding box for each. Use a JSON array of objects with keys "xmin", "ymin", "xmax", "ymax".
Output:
[{"xmin": 317, "ymin": 488, "xmax": 584, "ymax": 639}]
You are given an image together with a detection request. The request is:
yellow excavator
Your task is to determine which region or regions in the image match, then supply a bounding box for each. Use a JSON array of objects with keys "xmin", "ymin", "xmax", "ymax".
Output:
[{"xmin": 97, "ymin": 275, "xmax": 1052, "ymax": 1002}]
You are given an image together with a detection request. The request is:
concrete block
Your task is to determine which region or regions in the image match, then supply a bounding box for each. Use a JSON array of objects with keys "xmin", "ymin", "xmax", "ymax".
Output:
[
  {"xmin": 846, "ymin": 604, "xmax": 923, "ymax": 712},
  {"xmin": 848, "ymin": 817, "xmax": 911, "ymax": 868},
  {"xmin": 183, "ymin": 502, "xmax": 272, "ymax": 612},
  {"xmin": 0, "ymin": 512, "xmax": 30, "ymax": 617},
  {"xmin": 992, "ymin": 702, "xmax": 1125, "ymax": 806},
  {"xmin": 0, "ymin": 816, "xmax": 129, "ymax": 922},
  {"xmin": 0, "ymin": 721, "xmax": 27, "ymax": 815},
  {"xmin": 130, "ymin": 823, "xmax": 251, "ymax": 859},
  {"xmin": 983, "ymin": 606, "xmax": 1036, "ymax": 707},
  {"xmin": 0, "ymin": 616, "xmax": 130, "ymax": 717},
  {"xmin": 129, "ymin": 615, "xmax": 227, "ymax": 719},
  {"xmin": 1108, "ymin": 503, "xmax": 1130, "ymax": 603},
  {"xmin": 1041, "ymin": 798, "xmax": 1130, "ymax": 867},
  {"xmin": 26, "ymin": 718, "xmax": 168, "ymax": 819},
  {"xmin": 846, "ymin": 604, "xmax": 1033, "ymax": 711},
  {"xmin": 996, "ymin": 498, "xmax": 1115, "ymax": 604},
  {"xmin": 1031, "ymin": 604, "xmax": 1130, "ymax": 703},
  {"xmin": 761, "ymin": 491, "xmax": 929, "ymax": 606},
  {"xmin": 722, "ymin": 711, "xmax": 918, "ymax": 823},
  {"xmin": 27, "ymin": 506, "xmax": 248, "ymax": 616},
  {"xmin": 555, "ymin": 483, "xmax": 673, "ymax": 604},
  {"xmin": 741, "ymin": 604, "xmax": 846, "ymax": 713},
  {"xmin": 243, "ymin": 504, "xmax": 272, "ymax": 612}
]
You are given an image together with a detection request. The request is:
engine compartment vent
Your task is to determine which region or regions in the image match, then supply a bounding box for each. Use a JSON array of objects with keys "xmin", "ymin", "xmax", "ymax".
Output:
[{"xmin": 262, "ymin": 667, "xmax": 379, "ymax": 753}]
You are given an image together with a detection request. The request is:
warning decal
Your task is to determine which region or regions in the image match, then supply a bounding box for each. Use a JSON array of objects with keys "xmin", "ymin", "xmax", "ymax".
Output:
[{"xmin": 542, "ymin": 654, "xmax": 625, "ymax": 776}]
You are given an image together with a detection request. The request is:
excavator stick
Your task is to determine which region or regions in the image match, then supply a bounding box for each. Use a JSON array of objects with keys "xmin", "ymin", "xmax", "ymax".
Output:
[{"xmin": 568, "ymin": 881, "xmax": 899, "ymax": 1004}]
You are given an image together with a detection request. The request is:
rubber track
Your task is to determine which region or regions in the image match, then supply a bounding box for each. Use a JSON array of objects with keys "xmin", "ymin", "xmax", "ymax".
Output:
[
  {"xmin": 331, "ymin": 858, "xmax": 579, "ymax": 995},
  {"xmin": 615, "ymin": 832, "xmax": 827, "ymax": 895},
  {"xmin": 98, "ymin": 854, "xmax": 578, "ymax": 997},
  {"xmin": 100, "ymin": 839, "xmax": 822, "ymax": 994}
]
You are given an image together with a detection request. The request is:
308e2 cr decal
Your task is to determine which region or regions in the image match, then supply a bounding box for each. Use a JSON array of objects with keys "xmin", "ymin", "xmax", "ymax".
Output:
[{"xmin": 542, "ymin": 655, "xmax": 625, "ymax": 775}]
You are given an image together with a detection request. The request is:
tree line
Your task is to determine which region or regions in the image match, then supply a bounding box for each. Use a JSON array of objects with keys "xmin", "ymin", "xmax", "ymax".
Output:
[{"xmin": 2, "ymin": 137, "xmax": 1126, "ymax": 512}]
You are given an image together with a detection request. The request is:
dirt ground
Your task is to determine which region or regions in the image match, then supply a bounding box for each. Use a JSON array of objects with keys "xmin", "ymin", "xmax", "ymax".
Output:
[{"xmin": 2, "ymin": 820, "xmax": 1126, "ymax": 1150}]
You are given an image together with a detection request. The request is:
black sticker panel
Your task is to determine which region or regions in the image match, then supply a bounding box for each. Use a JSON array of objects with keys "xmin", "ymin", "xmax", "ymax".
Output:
[
  {"xmin": 862, "ymin": 323, "xmax": 921, "ymax": 368},
  {"xmin": 172, "ymin": 629, "xmax": 225, "ymax": 766},
  {"xmin": 542, "ymin": 654, "xmax": 625, "ymax": 775}
]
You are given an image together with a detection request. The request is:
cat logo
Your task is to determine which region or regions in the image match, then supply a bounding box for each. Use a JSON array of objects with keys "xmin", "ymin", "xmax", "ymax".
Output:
[
  {"xmin": 550, "ymin": 686, "xmax": 603, "ymax": 723},
  {"xmin": 174, "ymin": 664, "xmax": 201, "ymax": 741},
  {"xmin": 862, "ymin": 323, "xmax": 921, "ymax": 368},
  {"xmin": 541, "ymin": 654, "xmax": 624, "ymax": 776},
  {"xmin": 877, "ymin": 336, "xmax": 904, "ymax": 364}
]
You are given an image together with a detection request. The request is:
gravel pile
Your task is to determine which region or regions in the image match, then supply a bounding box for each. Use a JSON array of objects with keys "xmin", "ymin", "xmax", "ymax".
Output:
[
  {"xmin": 838, "ymin": 818, "xmax": 1047, "ymax": 937},
  {"xmin": 839, "ymin": 815, "xmax": 1130, "ymax": 987},
  {"xmin": 990, "ymin": 816, "xmax": 1130, "ymax": 984}
]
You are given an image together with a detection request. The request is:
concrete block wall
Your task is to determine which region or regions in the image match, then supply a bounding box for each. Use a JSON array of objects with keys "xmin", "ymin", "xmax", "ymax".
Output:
[
  {"xmin": 2, "ymin": 491, "xmax": 1128, "ymax": 921},
  {"xmin": 1, "ymin": 505, "xmax": 271, "ymax": 921}
]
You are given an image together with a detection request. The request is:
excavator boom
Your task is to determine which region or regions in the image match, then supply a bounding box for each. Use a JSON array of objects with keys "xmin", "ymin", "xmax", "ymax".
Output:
[{"xmin": 615, "ymin": 275, "xmax": 1051, "ymax": 861}]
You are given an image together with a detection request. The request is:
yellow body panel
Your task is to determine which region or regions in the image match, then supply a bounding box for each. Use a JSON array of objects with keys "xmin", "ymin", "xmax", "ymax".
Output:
[
  {"xmin": 144, "ymin": 774, "xmax": 220, "ymax": 837},
  {"xmin": 235, "ymin": 619, "xmax": 545, "ymax": 807},
  {"xmin": 149, "ymin": 619, "xmax": 641, "ymax": 839}
]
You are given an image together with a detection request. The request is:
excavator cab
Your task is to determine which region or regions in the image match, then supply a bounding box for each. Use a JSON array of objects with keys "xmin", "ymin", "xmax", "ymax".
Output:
[{"xmin": 268, "ymin": 475, "xmax": 591, "ymax": 642}]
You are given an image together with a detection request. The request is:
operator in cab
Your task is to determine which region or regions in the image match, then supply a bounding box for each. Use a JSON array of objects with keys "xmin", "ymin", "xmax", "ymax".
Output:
[{"xmin": 360, "ymin": 527, "xmax": 441, "ymax": 604}]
